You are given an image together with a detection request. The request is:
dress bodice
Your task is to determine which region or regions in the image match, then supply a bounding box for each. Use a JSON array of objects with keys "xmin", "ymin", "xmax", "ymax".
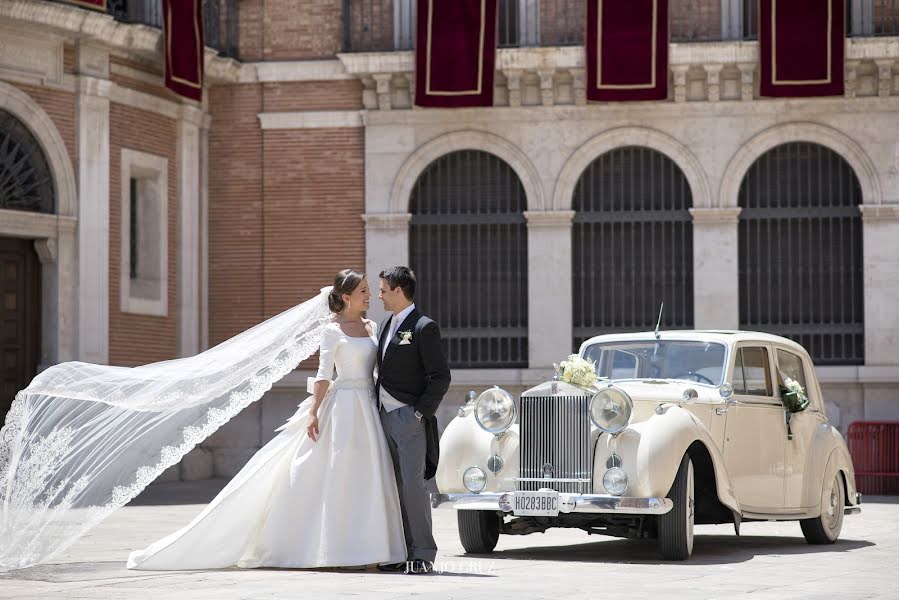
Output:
[{"xmin": 314, "ymin": 322, "xmax": 377, "ymax": 384}]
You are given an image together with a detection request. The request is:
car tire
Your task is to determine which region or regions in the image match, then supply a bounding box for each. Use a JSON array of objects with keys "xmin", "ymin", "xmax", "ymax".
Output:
[
  {"xmin": 657, "ymin": 454, "xmax": 695, "ymax": 561},
  {"xmin": 800, "ymin": 472, "xmax": 845, "ymax": 544},
  {"xmin": 457, "ymin": 510, "xmax": 501, "ymax": 554}
]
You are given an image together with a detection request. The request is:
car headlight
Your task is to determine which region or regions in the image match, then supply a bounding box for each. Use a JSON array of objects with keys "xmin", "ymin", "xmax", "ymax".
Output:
[
  {"xmin": 589, "ymin": 386, "xmax": 633, "ymax": 434},
  {"xmin": 475, "ymin": 387, "xmax": 516, "ymax": 434},
  {"xmin": 463, "ymin": 466, "xmax": 487, "ymax": 493},
  {"xmin": 603, "ymin": 467, "xmax": 629, "ymax": 496}
]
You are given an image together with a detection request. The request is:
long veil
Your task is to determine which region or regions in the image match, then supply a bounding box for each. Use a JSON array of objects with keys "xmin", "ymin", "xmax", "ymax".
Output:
[{"xmin": 0, "ymin": 288, "xmax": 333, "ymax": 571}]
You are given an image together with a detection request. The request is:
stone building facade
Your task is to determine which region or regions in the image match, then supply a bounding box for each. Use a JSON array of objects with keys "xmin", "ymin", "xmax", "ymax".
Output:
[{"xmin": 1, "ymin": 0, "xmax": 898, "ymax": 480}]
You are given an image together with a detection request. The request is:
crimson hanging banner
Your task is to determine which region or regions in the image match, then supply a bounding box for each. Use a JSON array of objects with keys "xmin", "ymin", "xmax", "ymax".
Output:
[
  {"xmin": 586, "ymin": 0, "xmax": 668, "ymax": 102},
  {"xmin": 59, "ymin": 0, "xmax": 107, "ymax": 9},
  {"xmin": 760, "ymin": 0, "xmax": 844, "ymax": 97},
  {"xmin": 414, "ymin": 0, "xmax": 497, "ymax": 108},
  {"xmin": 163, "ymin": 0, "xmax": 204, "ymax": 102}
]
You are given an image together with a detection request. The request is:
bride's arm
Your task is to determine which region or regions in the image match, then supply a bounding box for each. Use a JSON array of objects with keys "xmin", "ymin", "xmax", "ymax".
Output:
[{"xmin": 308, "ymin": 324, "xmax": 338, "ymax": 441}]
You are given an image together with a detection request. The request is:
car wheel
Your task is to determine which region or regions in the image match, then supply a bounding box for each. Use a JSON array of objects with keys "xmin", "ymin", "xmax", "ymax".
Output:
[
  {"xmin": 800, "ymin": 472, "xmax": 845, "ymax": 544},
  {"xmin": 657, "ymin": 454, "xmax": 695, "ymax": 560},
  {"xmin": 457, "ymin": 510, "xmax": 501, "ymax": 554}
]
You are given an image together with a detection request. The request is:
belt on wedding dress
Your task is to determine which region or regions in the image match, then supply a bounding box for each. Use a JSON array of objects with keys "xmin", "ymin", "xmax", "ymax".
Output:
[{"xmin": 329, "ymin": 378, "xmax": 375, "ymax": 391}]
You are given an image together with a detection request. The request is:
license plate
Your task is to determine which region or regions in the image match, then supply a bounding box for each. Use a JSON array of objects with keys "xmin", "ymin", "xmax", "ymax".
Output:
[{"xmin": 513, "ymin": 491, "xmax": 559, "ymax": 517}]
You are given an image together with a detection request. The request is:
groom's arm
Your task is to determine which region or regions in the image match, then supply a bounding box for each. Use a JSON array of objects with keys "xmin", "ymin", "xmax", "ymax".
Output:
[{"xmin": 414, "ymin": 321, "xmax": 451, "ymax": 418}]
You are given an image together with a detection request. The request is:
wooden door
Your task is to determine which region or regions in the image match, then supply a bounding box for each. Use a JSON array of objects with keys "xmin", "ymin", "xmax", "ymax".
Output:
[{"xmin": 0, "ymin": 237, "xmax": 41, "ymax": 425}]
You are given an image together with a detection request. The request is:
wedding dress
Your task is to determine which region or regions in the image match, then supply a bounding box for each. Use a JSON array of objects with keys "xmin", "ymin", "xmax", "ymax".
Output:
[{"xmin": 127, "ymin": 321, "xmax": 406, "ymax": 569}]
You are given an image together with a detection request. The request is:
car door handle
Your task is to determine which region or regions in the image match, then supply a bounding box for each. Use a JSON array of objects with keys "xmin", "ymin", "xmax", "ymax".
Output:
[{"xmin": 715, "ymin": 407, "xmax": 728, "ymax": 415}]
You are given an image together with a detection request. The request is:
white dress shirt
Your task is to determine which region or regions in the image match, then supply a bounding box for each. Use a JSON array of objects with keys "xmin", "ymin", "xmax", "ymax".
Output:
[{"xmin": 379, "ymin": 304, "xmax": 416, "ymax": 413}]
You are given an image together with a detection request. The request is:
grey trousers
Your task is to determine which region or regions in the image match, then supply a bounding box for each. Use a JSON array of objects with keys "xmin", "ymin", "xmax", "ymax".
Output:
[{"xmin": 380, "ymin": 405, "xmax": 437, "ymax": 562}]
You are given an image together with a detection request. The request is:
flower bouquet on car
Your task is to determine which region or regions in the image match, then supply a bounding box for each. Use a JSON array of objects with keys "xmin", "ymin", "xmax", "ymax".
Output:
[{"xmin": 780, "ymin": 377, "xmax": 809, "ymax": 413}]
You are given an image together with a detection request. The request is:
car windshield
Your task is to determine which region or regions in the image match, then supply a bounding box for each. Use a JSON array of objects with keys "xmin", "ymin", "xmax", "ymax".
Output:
[{"xmin": 582, "ymin": 340, "xmax": 727, "ymax": 386}]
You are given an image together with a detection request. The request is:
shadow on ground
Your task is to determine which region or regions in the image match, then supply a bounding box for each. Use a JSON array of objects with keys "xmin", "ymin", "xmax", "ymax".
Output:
[{"xmin": 465, "ymin": 535, "xmax": 874, "ymax": 566}]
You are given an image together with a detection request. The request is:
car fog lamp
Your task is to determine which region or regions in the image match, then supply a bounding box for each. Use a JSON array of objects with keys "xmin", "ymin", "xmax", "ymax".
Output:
[
  {"xmin": 589, "ymin": 386, "xmax": 633, "ymax": 434},
  {"xmin": 603, "ymin": 467, "xmax": 629, "ymax": 496},
  {"xmin": 475, "ymin": 387, "xmax": 516, "ymax": 434},
  {"xmin": 463, "ymin": 466, "xmax": 487, "ymax": 493},
  {"xmin": 487, "ymin": 454, "xmax": 505, "ymax": 475}
]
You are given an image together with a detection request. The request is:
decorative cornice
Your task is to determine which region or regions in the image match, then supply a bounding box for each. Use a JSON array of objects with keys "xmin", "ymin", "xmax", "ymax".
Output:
[
  {"xmin": 240, "ymin": 60, "xmax": 353, "ymax": 83},
  {"xmin": 362, "ymin": 213, "xmax": 412, "ymax": 230},
  {"xmin": 108, "ymin": 80, "xmax": 180, "ymax": 119},
  {"xmin": 859, "ymin": 204, "xmax": 899, "ymax": 222},
  {"xmin": 689, "ymin": 207, "xmax": 743, "ymax": 224},
  {"xmin": 257, "ymin": 111, "xmax": 363, "ymax": 130},
  {"xmin": 0, "ymin": 210, "xmax": 77, "ymax": 238},
  {"xmin": 524, "ymin": 210, "xmax": 575, "ymax": 228}
]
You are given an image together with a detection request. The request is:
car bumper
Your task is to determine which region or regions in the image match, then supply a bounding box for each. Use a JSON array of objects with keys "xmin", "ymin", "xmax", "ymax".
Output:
[{"xmin": 430, "ymin": 492, "xmax": 673, "ymax": 515}]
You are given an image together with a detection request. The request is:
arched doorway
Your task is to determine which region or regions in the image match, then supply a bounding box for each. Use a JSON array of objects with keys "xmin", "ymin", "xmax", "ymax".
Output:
[
  {"xmin": 738, "ymin": 142, "xmax": 864, "ymax": 364},
  {"xmin": 572, "ymin": 146, "xmax": 694, "ymax": 348},
  {"xmin": 409, "ymin": 150, "xmax": 528, "ymax": 368},
  {"xmin": 0, "ymin": 108, "xmax": 54, "ymax": 423}
]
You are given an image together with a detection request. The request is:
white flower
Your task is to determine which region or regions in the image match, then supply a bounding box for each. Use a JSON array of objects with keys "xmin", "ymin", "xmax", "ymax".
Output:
[{"xmin": 558, "ymin": 354, "xmax": 597, "ymax": 388}]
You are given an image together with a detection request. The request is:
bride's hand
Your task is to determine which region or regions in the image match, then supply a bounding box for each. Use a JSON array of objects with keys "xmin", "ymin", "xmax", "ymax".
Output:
[{"xmin": 306, "ymin": 414, "xmax": 320, "ymax": 442}]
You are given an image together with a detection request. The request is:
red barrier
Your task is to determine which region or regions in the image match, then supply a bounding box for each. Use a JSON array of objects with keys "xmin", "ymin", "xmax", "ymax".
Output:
[{"xmin": 848, "ymin": 421, "xmax": 899, "ymax": 495}]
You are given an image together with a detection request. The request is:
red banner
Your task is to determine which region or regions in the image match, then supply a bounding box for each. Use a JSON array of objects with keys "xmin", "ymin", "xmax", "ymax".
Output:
[
  {"xmin": 760, "ymin": 0, "xmax": 845, "ymax": 97},
  {"xmin": 163, "ymin": 0, "xmax": 204, "ymax": 102},
  {"xmin": 414, "ymin": 0, "xmax": 497, "ymax": 108},
  {"xmin": 59, "ymin": 0, "xmax": 106, "ymax": 9},
  {"xmin": 586, "ymin": 0, "xmax": 668, "ymax": 102}
]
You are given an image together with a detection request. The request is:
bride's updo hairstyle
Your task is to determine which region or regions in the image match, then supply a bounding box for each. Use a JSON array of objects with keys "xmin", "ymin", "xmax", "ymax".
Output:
[{"xmin": 328, "ymin": 269, "xmax": 365, "ymax": 314}]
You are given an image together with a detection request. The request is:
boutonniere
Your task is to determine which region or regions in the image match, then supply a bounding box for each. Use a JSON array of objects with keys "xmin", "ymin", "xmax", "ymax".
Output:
[{"xmin": 398, "ymin": 330, "xmax": 413, "ymax": 345}]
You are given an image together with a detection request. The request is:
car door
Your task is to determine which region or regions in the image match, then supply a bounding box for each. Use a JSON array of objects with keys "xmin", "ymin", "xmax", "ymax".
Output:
[
  {"xmin": 722, "ymin": 344, "xmax": 786, "ymax": 512},
  {"xmin": 776, "ymin": 348, "xmax": 827, "ymax": 510}
]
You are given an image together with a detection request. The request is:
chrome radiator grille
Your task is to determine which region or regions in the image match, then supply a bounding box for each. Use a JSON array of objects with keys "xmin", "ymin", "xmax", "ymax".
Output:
[{"xmin": 518, "ymin": 395, "xmax": 592, "ymax": 494}]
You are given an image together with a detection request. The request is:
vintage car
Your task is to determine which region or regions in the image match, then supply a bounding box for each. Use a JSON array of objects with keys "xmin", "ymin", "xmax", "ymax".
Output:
[{"xmin": 431, "ymin": 331, "xmax": 861, "ymax": 560}]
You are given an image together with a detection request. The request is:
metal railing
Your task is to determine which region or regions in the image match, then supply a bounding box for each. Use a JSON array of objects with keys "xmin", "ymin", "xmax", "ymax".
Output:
[
  {"xmin": 343, "ymin": 0, "xmax": 899, "ymax": 52},
  {"xmin": 51, "ymin": 0, "xmax": 239, "ymax": 58}
]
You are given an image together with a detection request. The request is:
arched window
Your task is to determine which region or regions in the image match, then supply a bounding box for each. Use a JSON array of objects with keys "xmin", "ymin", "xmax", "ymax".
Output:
[
  {"xmin": 409, "ymin": 150, "xmax": 528, "ymax": 368},
  {"xmin": 738, "ymin": 142, "xmax": 864, "ymax": 365},
  {"xmin": 572, "ymin": 147, "xmax": 694, "ymax": 348},
  {"xmin": 0, "ymin": 109, "xmax": 55, "ymax": 214}
]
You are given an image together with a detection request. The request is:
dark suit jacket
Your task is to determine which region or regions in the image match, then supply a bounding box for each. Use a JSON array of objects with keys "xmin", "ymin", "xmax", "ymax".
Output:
[{"xmin": 376, "ymin": 308, "xmax": 451, "ymax": 479}]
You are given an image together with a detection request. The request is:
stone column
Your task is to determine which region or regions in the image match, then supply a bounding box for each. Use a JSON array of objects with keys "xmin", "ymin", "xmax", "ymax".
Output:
[
  {"xmin": 177, "ymin": 105, "xmax": 203, "ymax": 357},
  {"xmin": 524, "ymin": 210, "xmax": 575, "ymax": 368},
  {"xmin": 860, "ymin": 205, "xmax": 899, "ymax": 365},
  {"xmin": 690, "ymin": 208, "xmax": 742, "ymax": 329},
  {"xmin": 363, "ymin": 213, "xmax": 412, "ymax": 323},
  {"xmin": 75, "ymin": 44, "xmax": 111, "ymax": 364},
  {"xmin": 199, "ymin": 114, "xmax": 211, "ymax": 351}
]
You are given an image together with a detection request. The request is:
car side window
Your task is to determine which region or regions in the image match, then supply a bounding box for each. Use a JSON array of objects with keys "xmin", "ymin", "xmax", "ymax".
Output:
[
  {"xmin": 733, "ymin": 347, "xmax": 773, "ymax": 396},
  {"xmin": 776, "ymin": 349, "xmax": 808, "ymax": 391}
]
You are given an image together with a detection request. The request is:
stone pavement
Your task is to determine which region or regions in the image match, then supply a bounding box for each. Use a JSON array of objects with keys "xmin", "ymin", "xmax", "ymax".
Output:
[{"xmin": 1, "ymin": 480, "xmax": 896, "ymax": 600}]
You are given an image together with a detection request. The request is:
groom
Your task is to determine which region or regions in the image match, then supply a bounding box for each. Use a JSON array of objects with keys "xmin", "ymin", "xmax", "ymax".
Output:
[{"xmin": 376, "ymin": 266, "xmax": 451, "ymax": 574}]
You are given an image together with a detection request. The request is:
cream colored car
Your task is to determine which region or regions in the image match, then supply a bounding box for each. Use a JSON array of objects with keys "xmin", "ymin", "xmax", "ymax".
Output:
[{"xmin": 431, "ymin": 331, "xmax": 861, "ymax": 560}]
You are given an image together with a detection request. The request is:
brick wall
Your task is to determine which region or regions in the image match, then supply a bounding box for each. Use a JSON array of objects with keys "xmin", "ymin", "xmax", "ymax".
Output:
[
  {"xmin": 239, "ymin": 0, "xmax": 342, "ymax": 60},
  {"xmin": 261, "ymin": 80, "xmax": 363, "ymax": 112},
  {"xmin": 9, "ymin": 82, "xmax": 76, "ymax": 167},
  {"xmin": 108, "ymin": 103, "xmax": 179, "ymax": 365},
  {"xmin": 208, "ymin": 81, "xmax": 366, "ymax": 370},
  {"xmin": 208, "ymin": 84, "xmax": 265, "ymax": 344}
]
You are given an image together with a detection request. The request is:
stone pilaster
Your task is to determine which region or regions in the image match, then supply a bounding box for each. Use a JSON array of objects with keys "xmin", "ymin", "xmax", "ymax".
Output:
[
  {"xmin": 860, "ymin": 205, "xmax": 899, "ymax": 364},
  {"xmin": 524, "ymin": 211, "xmax": 575, "ymax": 366},
  {"xmin": 363, "ymin": 213, "xmax": 412, "ymax": 323},
  {"xmin": 177, "ymin": 104, "xmax": 204, "ymax": 357},
  {"xmin": 690, "ymin": 208, "xmax": 742, "ymax": 329},
  {"xmin": 76, "ymin": 43, "xmax": 111, "ymax": 363}
]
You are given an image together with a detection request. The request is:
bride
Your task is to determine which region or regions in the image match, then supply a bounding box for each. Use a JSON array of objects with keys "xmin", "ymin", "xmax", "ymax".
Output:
[
  {"xmin": 0, "ymin": 270, "xmax": 405, "ymax": 572},
  {"xmin": 127, "ymin": 269, "xmax": 406, "ymax": 570}
]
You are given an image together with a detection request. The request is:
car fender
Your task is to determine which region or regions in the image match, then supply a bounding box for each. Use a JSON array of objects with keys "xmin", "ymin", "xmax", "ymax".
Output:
[
  {"xmin": 594, "ymin": 405, "xmax": 741, "ymax": 515},
  {"xmin": 806, "ymin": 428, "xmax": 860, "ymax": 513},
  {"xmin": 435, "ymin": 412, "xmax": 520, "ymax": 494}
]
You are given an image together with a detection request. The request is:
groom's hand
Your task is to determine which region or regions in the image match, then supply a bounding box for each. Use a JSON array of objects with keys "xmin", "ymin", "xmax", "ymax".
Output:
[{"xmin": 306, "ymin": 414, "xmax": 320, "ymax": 442}]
